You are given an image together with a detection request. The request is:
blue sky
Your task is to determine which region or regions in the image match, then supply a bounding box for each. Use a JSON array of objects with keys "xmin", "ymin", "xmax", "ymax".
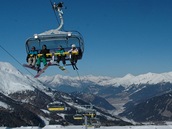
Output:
[{"xmin": 0, "ymin": 0, "xmax": 172, "ymax": 77}]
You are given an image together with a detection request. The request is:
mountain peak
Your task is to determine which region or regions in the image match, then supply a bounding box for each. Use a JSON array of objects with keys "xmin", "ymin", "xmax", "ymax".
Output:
[
  {"xmin": 123, "ymin": 73, "xmax": 135, "ymax": 79},
  {"xmin": 0, "ymin": 62, "xmax": 45, "ymax": 95}
]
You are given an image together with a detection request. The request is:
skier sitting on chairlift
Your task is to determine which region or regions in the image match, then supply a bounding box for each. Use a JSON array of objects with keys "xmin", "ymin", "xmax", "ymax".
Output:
[
  {"xmin": 36, "ymin": 45, "xmax": 50, "ymax": 70},
  {"xmin": 26, "ymin": 46, "xmax": 38, "ymax": 67},
  {"xmin": 68, "ymin": 44, "xmax": 78, "ymax": 66},
  {"xmin": 56, "ymin": 45, "xmax": 66, "ymax": 67}
]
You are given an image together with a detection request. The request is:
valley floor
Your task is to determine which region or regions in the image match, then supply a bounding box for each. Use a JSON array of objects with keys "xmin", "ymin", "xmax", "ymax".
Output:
[{"xmin": 1, "ymin": 125, "xmax": 172, "ymax": 129}]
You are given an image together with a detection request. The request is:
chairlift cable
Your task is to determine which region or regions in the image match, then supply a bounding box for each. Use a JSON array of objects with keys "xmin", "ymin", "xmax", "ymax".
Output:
[
  {"xmin": 49, "ymin": 0, "xmax": 60, "ymax": 28},
  {"xmin": 0, "ymin": 44, "xmax": 34, "ymax": 77},
  {"xmin": 75, "ymin": 69, "xmax": 82, "ymax": 84}
]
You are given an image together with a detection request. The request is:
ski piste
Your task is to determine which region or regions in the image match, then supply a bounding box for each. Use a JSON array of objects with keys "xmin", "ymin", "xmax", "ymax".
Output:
[
  {"xmin": 23, "ymin": 64, "xmax": 41, "ymax": 71},
  {"xmin": 34, "ymin": 62, "xmax": 52, "ymax": 78}
]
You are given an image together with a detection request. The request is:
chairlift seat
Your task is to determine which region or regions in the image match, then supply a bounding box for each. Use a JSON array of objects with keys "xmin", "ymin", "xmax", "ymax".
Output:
[{"xmin": 25, "ymin": 31, "xmax": 84, "ymax": 63}]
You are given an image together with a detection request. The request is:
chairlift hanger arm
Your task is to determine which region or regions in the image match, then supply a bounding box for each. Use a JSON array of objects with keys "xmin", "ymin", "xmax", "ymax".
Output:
[{"xmin": 52, "ymin": 2, "xmax": 64, "ymax": 31}]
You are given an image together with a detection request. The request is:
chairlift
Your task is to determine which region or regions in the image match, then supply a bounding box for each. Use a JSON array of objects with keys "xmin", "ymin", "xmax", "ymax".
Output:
[
  {"xmin": 47, "ymin": 101, "xmax": 67, "ymax": 112},
  {"xmin": 24, "ymin": 2, "xmax": 84, "ymax": 74},
  {"xmin": 84, "ymin": 111, "xmax": 96, "ymax": 118},
  {"xmin": 73, "ymin": 114, "xmax": 83, "ymax": 120},
  {"xmin": 25, "ymin": 30, "xmax": 84, "ymax": 62}
]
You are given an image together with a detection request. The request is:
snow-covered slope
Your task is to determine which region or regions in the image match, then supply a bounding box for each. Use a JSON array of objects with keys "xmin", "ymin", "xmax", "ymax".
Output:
[
  {"xmin": 0, "ymin": 62, "xmax": 132, "ymax": 127},
  {"xmin": 0, "ymin": 62, "xmax": 45, "ymax": 94},
  {"xmin": 39, "ymin": 72, "xmax": 172, "ymax": 88}
]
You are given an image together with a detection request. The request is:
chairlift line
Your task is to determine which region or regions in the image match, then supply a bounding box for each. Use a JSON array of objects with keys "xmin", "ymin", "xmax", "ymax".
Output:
[{"xmin": 49, "ymin": 0, "xmax": 60, "ymax": 27}]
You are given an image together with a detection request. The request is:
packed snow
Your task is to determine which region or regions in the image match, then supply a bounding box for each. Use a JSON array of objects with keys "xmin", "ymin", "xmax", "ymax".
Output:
[{"xmin": 1, "ymin": 125, "xmax": 172, "ymax": 129}]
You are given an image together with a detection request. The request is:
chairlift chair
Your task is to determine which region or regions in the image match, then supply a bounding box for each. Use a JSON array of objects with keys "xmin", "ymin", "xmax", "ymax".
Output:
[
  {"xmin": 47, "ymin": 101, "xmax": 67, "ymax": 112},
  {"xmin": 25, "ymin": 2, "xmax": 84, "ymax": 69},
  {"xmin": 73, "ymin": 114, "xmax": 83, "ymax": 120}
]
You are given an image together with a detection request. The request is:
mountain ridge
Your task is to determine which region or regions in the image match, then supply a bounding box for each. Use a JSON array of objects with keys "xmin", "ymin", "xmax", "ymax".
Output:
[
  {"xmin": 39, "ymin": 71, "xmax": 172, "ymax": 88},
  {"xmin": 0, "ymin": 61, "xmax": 131, "ymax": 126},
  {"xmin": 1, "ymin": 61, "xmax": 172, "ymax": 124}
]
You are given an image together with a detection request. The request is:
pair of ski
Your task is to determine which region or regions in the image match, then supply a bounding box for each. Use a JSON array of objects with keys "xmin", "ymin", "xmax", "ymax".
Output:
[
  {"xmin": 23, "ymin": 62, "xmax": 67, "ymax": 78},
  {"xmin": 72, "ymin": 64, "xmax": 78, "ymax": 70}
]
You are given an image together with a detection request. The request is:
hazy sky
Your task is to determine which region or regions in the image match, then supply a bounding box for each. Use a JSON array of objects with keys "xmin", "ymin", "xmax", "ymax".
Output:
[{"xmin": 0, "ymin": 0, "xmax": 172, "ymax": 77}]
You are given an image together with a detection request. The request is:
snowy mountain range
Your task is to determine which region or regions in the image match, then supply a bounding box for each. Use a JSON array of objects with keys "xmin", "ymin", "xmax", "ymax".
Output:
[
  {"xmin": 38, "ymin": 67, "xmax": 172, "ymax": 123},
  {"xmin": 0, "ymin": 62, "xmax": 131, "ymax": 127},
  {"xmin": 1, "ymin": 61, "xmax": 172, "ymax": 125},
  {"xmin": 1, "ymin": 61, "xmax": 172, "ymax": 95},
  {"xmin": 39, "ymin": 72, "xmax": 172, "ymax": 88},
  {"xmin": 38, "ymin": 71, "xmax": 172, "ymax": 107}
]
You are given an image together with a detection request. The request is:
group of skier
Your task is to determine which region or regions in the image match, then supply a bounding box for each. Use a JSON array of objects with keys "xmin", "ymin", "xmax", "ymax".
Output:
[{"xmin": 26, "ymin": 44, "xmax": 78, "ymax": 71}]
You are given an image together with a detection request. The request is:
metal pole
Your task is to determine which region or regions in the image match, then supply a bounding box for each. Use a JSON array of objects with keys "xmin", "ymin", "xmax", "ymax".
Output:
[
  {"xmin": 56, "ymin": 7, "xmax": 64, "ymax": 31},
  {"xmin": 84, "ymin": 115, "xmax": 87, "ymax": 129}
]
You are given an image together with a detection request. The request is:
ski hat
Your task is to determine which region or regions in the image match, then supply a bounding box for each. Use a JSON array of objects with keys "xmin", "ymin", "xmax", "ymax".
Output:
[
  {"xmin": 32, "ymin": 46, "xmax": 35, "ymax": 49},
  {"xmin": 72, "ymin": 44, "xmax": 76, "ymax": 48},
  {"xmin": 58, "ymin": 45, "xmax": 63, "ymax": 49},
  {"xmin": 42, "ymin": 44, "xmax": 47, "ymax": 48}
]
